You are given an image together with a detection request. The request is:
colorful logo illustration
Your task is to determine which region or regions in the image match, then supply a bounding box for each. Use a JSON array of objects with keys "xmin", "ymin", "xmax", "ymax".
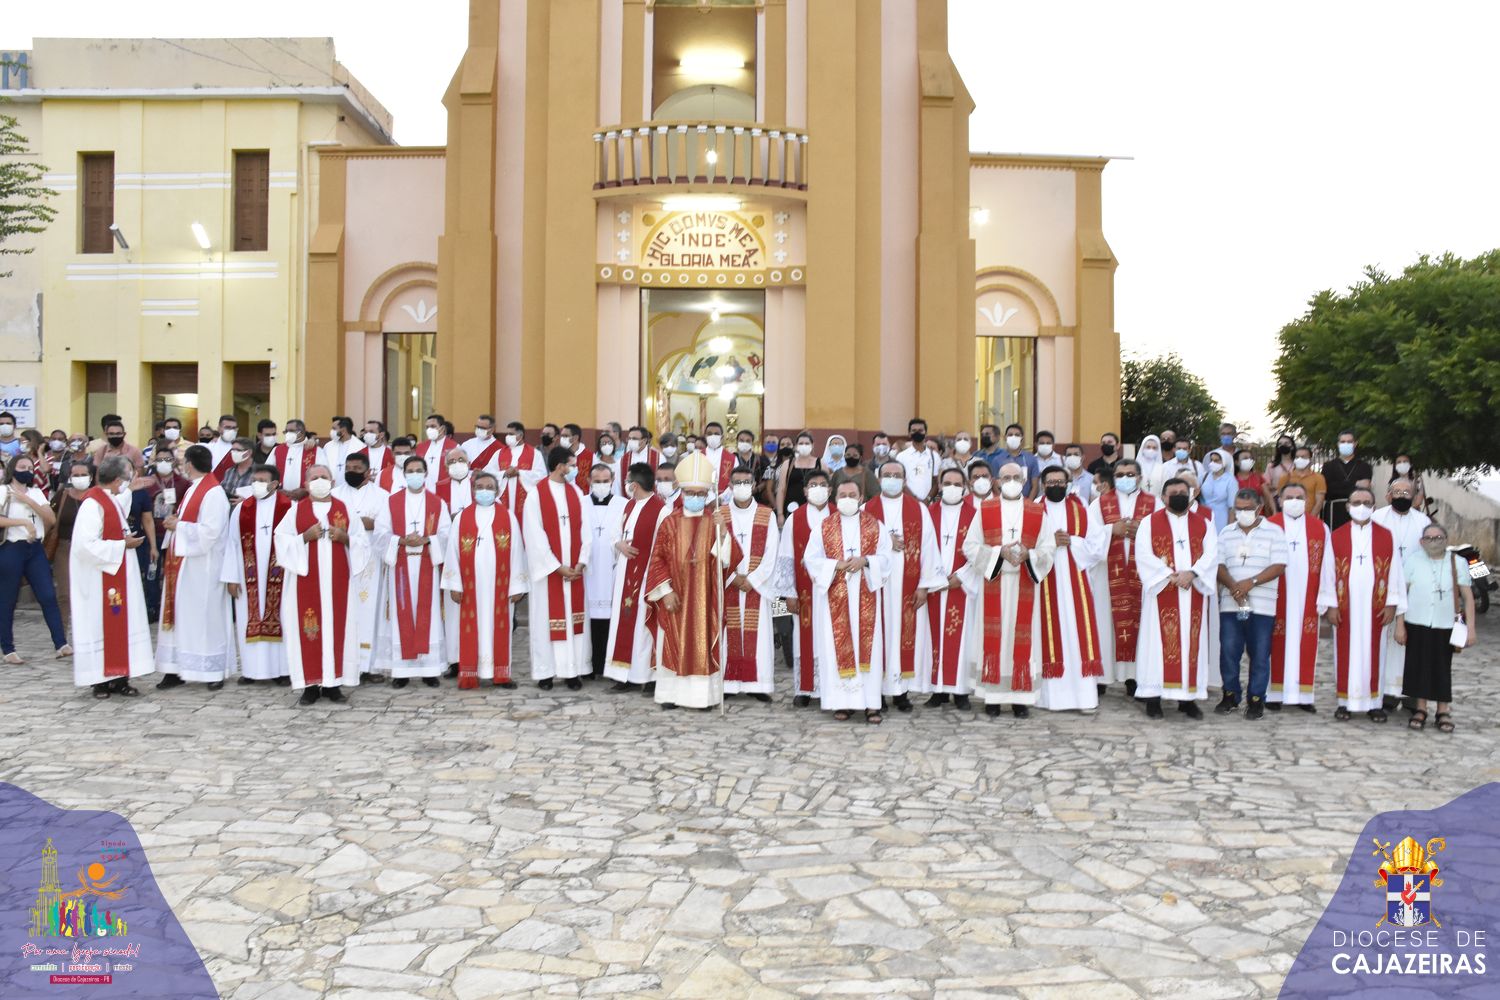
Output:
[
  {"xmin": 1373, "ymin": 835, "xmax": 1446, "ymax": 928},
  {"xmin": 27, "ymin": 838, "xmax": 129, "ymax": 938}
]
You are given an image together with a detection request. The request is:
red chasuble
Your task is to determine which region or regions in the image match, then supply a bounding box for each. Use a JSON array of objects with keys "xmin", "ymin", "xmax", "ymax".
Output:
[
  {"xmin": 1332, "ymin": 522, "xmax": 1394, "ymax": 702},
  {"xmin": 294, "ymin": 498, "xmax": 351, "ymax": 684},
  {"xmin": 609, "ymin": 495, "xmax": 667, "ymax": 670},
  {"xmin": 1036, "ymin": 495, "xmax": 1103, "ymax": 679},
  {"xmin": 790, "ymin": 504, "xmax": 820, "ymax": 693},
  {"xmin": 454, "ymin": 504, "xmax": 514, "ymax": 688},
  {"xmin": 821, "ymin": 512, "xmax": 881, "ymax": 679},
  {"xmin": 1268, "ymin": 512, "xmax": 1326, "ymax": 693},
  {"xmin": 160, "ymin": 474, "xmax": 219, "ymax": 632},
  {"xmin": 864, "ymin": 493, "xmax": 926, "ymax": 680},
  {"xmin": 239, "ymin": 493, "xmax": 292, "ymax": 641},
  {"xmin": 1149, "ymin": 509, "xmax": 1209, "ymax": 690},
  {"xmin": 1098, "ymin": 489, "xmax": 1156, "ymax": 661},
  {"xmin": 646, "ymin": 511, "xmax": 739, "ymax": 678},
  {"xmin": 388, "ymin": 491, "xmax": 442, "ymax": 659},
  {"xmin": 978, "ymin": 499, "xmax": 1045, "ymax": 690},
  {"xmin": 85, "ymin": 488, "xmax": 131, "ymax": 678},
  {"xmin": 926, "ymin": 501, "xmax": 976, "ymax": 689},
  {"xmin": 717, "ymin": 504, "xmax": 771, "ymax": 683},
  {"xmin": 536, "ymin": 482, "xmax": 585, "ymax": 640}
]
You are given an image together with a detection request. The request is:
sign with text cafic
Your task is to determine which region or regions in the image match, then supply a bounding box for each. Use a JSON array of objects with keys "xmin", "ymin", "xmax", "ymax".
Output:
[{"xmin": 0, "ymin": 386, "xmax": 37, "ymax": 428}]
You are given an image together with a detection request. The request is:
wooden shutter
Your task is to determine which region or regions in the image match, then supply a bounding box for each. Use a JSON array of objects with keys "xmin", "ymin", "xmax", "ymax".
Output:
[
  {"xmin": 81, "ymin": 154, "xmax": 115, "ymax": 254},
  {"xmin": 152, "ymin": 364, "xmax": 199, "ymax": 395},
  {"xmin": 233, "ymin": 151, "xmax": 270, "ymax": 252},
  {"xmin": 85, "ymin": 363, "xmax": 117, "ymax": 393},
  {"xmin": 232, "ymin": 363, "xmax": 270, "ymax": 395}
]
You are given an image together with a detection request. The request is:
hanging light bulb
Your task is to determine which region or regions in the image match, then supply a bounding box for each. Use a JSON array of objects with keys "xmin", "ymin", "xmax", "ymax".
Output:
[{"xmin": 710, "ymin": 307, "xmax": 721, "ymax": 323}]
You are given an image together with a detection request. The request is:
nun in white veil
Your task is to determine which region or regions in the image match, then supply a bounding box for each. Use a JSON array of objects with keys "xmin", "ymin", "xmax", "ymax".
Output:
[{"xmin": 1135, "ymin": 434, "xmax": 1163, "ymax": 490}]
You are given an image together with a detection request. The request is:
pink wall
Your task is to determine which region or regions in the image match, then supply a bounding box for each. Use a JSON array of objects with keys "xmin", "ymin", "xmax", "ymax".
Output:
[
  {"xmin": 342, "ymin": 155, "xmax": 445, "ymax": 324},
  {"xmin": 494, "ymin": 0, "xmax": 530, "ymax": 415},
  {"xmin": 879, "ymin": 0, "xmax": 918, "ymax": 433}
]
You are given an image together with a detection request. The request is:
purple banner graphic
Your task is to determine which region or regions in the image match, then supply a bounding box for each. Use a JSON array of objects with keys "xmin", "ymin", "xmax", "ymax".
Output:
[
  {"xmin": 0, "ymin": 783, "xmax": 217, "ymax": 998},
  {"xmin": 1282, "ymin": 782, "xmax": 1497, "ymax": 997}
]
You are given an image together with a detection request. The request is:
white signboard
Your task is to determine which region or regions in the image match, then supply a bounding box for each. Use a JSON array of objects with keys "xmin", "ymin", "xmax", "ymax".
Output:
[{"xmin": 0, "ymin": 385, "xmax": 37, "ymax": 428}]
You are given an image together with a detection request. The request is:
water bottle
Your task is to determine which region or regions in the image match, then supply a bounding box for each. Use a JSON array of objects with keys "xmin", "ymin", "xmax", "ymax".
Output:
[{"xmin": 1236, "ymin": 599, "xmax": 1250, "ymax": 622}]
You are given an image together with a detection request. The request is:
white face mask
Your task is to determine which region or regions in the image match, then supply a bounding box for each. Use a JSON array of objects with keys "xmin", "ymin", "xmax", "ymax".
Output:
[
  {"xmin": 1005, "ymin": 435, "xmax": 1023, "ymax": 451},
  {"xmin": 731, "ymin": 482, "xmax": 754, "ymax": 503},
  {"xmin": 1395, "ymin": 461, "xmax": 1411, "ymax": 475},
  {"xmin": 221, "ymin": 428, "xmax": 237, "ymax": 443},
  {"xmin": 953, "ymin": 439, "xmax": 971, "ymax": 455},
  {"xmin": 879, "ymin": 477, "xmax": 904, "ymax": 498},
  {"xmin": 163, "ymin": 428, "xmax": 180, "ymax": 442},
  {"xmin": 231, "ymin": 450, "xmax": 250, "ymax": 464},
  {"xmin": 1036, "ymin": 443, "xmax": 1053, "ymax": 458},
  {"xmin": 836, "ymin": 496, "xmax": 860, "ymax": 517},
  {"xmin": 999, "ymin": 479, "xmax": 1024, "ymax": 500},
  {"xmin": 1338, "ymin": 442, "xmax": 1355, "ymax": 457},
  {"xmin": 971, "ymin": 477, "xmax": 993, "ymax": 497},
  {"xmin": 49, "ymin": 439, "xmax": 66, "ymax": 452},
  {"xmin": 448, "ymin": 463, "xmax": 470, "ymax": 480},
  {"xmin": 627, "ymin": 439, "xmax": 642, "ymax": 453},
  {"xmin": 117, "ymin": 480, "xmax": 133, "ymax": 496},
  {"xmin": 599, "ymin": 442, "xmax": 616, "ymax": 457},
  {"xmin": 872, "ymin": 444, "xmax": 889, "ymax": 458},
  {"xmin": 308, "ymin": 479, "xmax": 333, "ymax": 499},
  {"xmin": 1234, "ymin": 509, "xmax": 1258, "ymax": 528},
  {"xmin": 155, "ymin": 461, "xmax": 173, "ymax": 476},
  {"xmin": 590, "ymin": 481, "xmax": 613, "ymax": 500},
  {"xmin": 1349, "ymin": 503, "xmax": 1373, "ymax": 523},
  {"xmin": 941, "ymin": 484, "xmax": 965, "ymax": 505},
  {"xmin": 806, "ymin": 484, "xmax": 830, "ymax": 507},
  {"xmin": 656, "ymin": 481, "xmax": 676, "ymax": 499},
  {"xmin": 737, "ymin": 441, "xmax": 752, "ymax": 454},
  {"xmin": 685, "ymin": 442, "xmax": 698, "ymax": 454},
  {"xmin": 426, "ymin": 427, "xmax": 442, "ymax": 441},
  {"xmin": 70, "ymin": 475, "xmax": 91, "ymax": 491},
  {"xmin": 796, "ymin": 443, "xmax": 813, "ymax": 457},
  {"xmin": 1238, "ymin": 458, "xmax": 1255, "ymax": 472},
  {"xmin": 1208, "ymin": 458, "xmax": 1223, "ymax": 470},
  {"xmin": 363, "ymin": 432, "xmax": 379, "ymax": 446},
  {"xmin": 284, "ymin": 430, "xmax": 300, "ymax": 444},
  {"xmin": 1293, "ymin": 457, "xmax": 1311, "ymax": 470},
  {"xmin": 706, "ymin": 434, "xmax": 722, "ymax": 450},
  {"xmin": 560, "ymin": 436, "xmax": 573, "ymax": 449},
  {"xmin": 1063, "ymin": 455, "xmax": 1082, "ymax": 471},
  {"xmin": 1282, "ymin": 497, "xmax": 1306, "ymax": 518},
  {"xmin": 474, "ymin": 426, "xmax": 492, "ymax": 440},
  {"xmin": 251, "ymin": 481, "xmax": 272, "ymax": 500},
  {"xmin": 1142, "ymin": 447, "xmax": 1158, "ymax": 458},
  {"xmin": 661, "ymin": 446, "xmax": 678, "ymax": 459},
  {"xmin": 260, "ymin": 434, "xmax": 276, "ymax": 448},
  {"xmin": 506, "ymin": 433, "xmax": 521, "ymax": 448}
]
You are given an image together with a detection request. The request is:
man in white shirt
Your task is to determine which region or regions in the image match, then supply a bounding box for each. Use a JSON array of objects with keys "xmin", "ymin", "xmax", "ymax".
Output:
[
  {"xmin": 318, "ymin": 416, "xmax": 362, "ymax": 485},
  {"xmin": 1149, "ymin": 440, "xmax": 1205, "ymax": 497},
  {"xmin": 1062, "ymin": 443, "xmax": 1093, "ymax": 503},
  {"xmin": 1214, "ymin": 489, "xmax": 1288, "ymax": 720},
  {"xmin": 361, "ymin": 419, "xmax": 395, "ymax": 480},
  {"xmin": 896, "ymin": 417, "xmax": 939, "ymax": 503},
  {"xmin": 1372, "ymin": 477, "xmax": 1430, "ymax": 709},
  {"xmin": 334, "ymin": 451, "xmax": 389, "ymax": 681},
  {"xmin": 584, "ymin": 463, "xmax": 627, "ymax": 678}
]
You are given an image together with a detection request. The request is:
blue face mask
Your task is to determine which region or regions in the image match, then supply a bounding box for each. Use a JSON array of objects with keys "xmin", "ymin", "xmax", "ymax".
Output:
[
  {"xmin": 475, "ymin": 489, "xmax": 498, "ymax": 507},
  {"xmin": 564, "ymin": 468, "xmax": 578, "ymax": 483},
  {"xmin": 682, "ymin": 494, "xmax": 708, "ymax": 514},
  {"xmin": 1220, "ymin": 434, "xmax": 1234, "ymax": 447},
  {"xmin": 1174, "ymin": 448, "xmax": 1190, "ymax": 462},
  {"xmin": 1114, "ymin": 475, "xmax": 1138, "ymax": 494},
  {"xmin": 830, "ymin": 445, "xmax": 845, "ymax": 458},
  {"xmin": 764, "ymin": 441, "xmax": 778, "ymax": 453},
  {"xmin": 405, "ymin": 472, "xmax": 426, "ymax": 491}
]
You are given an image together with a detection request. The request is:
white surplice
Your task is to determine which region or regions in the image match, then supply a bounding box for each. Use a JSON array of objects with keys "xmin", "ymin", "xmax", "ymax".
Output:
[
  {"xmin": 373, "ymin": 489, "xmax": 451, "ymax": 678},
  {"xmin": 522, "ymin": 480, "xmax": 593, "ymax": 680},
  {"xmin": 493, "ymin": 447, "xmax": 548, "ymax": 516},
  {"xmin": 961, "ymin": 498, "xmax": 1057, "ymax": 705},
  {"xmin": 1372, "ymin": 505, "xmax": 1431, "ymax": 696},
  {"xmin": 1268, "ymin": 513, "xmax": 1336, "ymax": 705},
  {"xmin": 218, "ymin": 495, "xmax": 288, "ymax": 680},
  {"xmin": 277, "ymin": 440, "xmax": 314, "ymax": 491},
  {"xmin": 871, "ymin": 495, "xmax": 941, "ymax": 697},
  {"xmin": 1336, "ymin": 521, "xmax": 1407, "ymax": 711},
  {"xmin": 722, "ymin": 500, "xmax": 782, "ymax": 695},
  {"xmin": 317, "ymin": 436, "xmax": 363, "ymax": 486},
  {"xmin": 804, "ymin": 512, "xmax": 892, "ymax": 712},
  {"xmin": 1036, "ymin": 498, "xmax": 1108, "ymax": 712},
  {"xmin": 773, "ymin": 502, "xmax": 830, "ymax": 696},
  {"xmin": 440, "ymin": 503, "xmax": 528, "ymax": 680},
  {"xmin": 919, "ymin": 501, "xmax": 982, "ymax": 695},
  {"xmin": 70, "ymin": 493, "xmax": 155, "ymax": 686},
  {"xmin": 586, "ymin": 495, "xmax": 628, "ymax": 622},
  {"xmin": 273, "ymin": 499, "xmax": 370, "ymax": 689},
  {"xmin": 336, "ymin": 482, "xmax": 389, "ymax": 672},
  {"xmin": 1133, "ymin": 510, "xmax": 1218, "ymax": 701},
  {"xmin": 155, "ymin": 476, "xmax": 233, "ymax": 682},
  {"xmin": 603, "ymin": 495, "xmax": 664, "ymax": 684}
]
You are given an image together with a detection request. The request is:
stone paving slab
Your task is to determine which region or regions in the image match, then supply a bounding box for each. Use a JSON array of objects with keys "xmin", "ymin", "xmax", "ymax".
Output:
[{"xmin": 2, "ymin": 601, "xmax": 1497, "ymax": 998}]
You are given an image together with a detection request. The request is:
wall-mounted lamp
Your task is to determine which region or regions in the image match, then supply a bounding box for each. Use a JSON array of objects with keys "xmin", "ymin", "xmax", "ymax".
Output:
[
  {"xmin": 108, "ymin": 223, "xmax": 129, "ymax": 250},
  {"xmin": 190, "ymin": 222, "xmax": 211, "ymax": 250}
]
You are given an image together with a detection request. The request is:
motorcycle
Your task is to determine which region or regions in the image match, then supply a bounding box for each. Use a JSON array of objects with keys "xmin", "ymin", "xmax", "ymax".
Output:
[{"xmin": 1450, "ymin": 544, "xmax": 1495, "ymax": 615}]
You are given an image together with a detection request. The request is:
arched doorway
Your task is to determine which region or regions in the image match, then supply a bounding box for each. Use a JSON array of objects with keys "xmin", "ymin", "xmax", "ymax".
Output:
[{"xmin": 643, "ymin": 288, "xmax": 765, "ymax": 438}]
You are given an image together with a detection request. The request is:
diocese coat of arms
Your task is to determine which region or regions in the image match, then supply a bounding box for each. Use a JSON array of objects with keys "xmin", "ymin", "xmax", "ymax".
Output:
[{"xmin": 1372, "ymin": 835, "xmax": 1445, "ymax": 927}]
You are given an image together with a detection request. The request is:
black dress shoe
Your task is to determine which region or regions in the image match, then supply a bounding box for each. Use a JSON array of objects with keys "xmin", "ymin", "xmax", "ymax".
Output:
[
  {"xmin": 752, "ymin": 693, "xmax": 771, "ymax": 702},
  {"xmin": 1297, "ymin": 703, "xmax": 1317, "ymax": 713},
  {"xmin": 792, "ymin": 694, "xmax": 810, "ymax": 708},
  {"xmin": 953, "ymin": 694, "xmax": 972, "ymax": 710},
  {"xmin": 1214, "ymin": 694, "xmax": 1240, "ymax": 715},
  {"xmin": 1145, "ymin": 697, "xmax": 1164, "ymax": 719},
  {"xmin": 642, "ymin": 681, "xmax": 655, "ymax": 696},
  {"xmin": 156, "ymin": 674, "xmax": 185, "ymax": 690},
  {"xmin": 207, "ymin": 680, "xmax": 224, "ymax": 691},
  {"xmin": 499, "ymin": 681, "xmax": 518, "ymax": 689},
  {"xmin": 323, "ymin": 686, "xmax": 346, "ymax": 702},
  {"xmin": 660, "ymin": 702, "xmax": 678, "ymax": 711},
  {"xmin": 925, "ymin": 693, "xmax": 949, "ymax": 707},
  {"xmin": 565, "ymin": 677, "xmax": 582, "ymax": 691},
  {"xmin": 1245, "ymin": 697, "xmax": 1265, "ymax": 720},
  {"xmin": 298, "ymin": 687, "xmax": 320, "ymax": 705},
  {"xmin": 1125, "ymin": 678, "xmax": 1138, "ymax": 698},
  {"xmin": 1267, "ymin": 700, "xmax": 1282, "ymax": 711},
  {"xmin": 538, "ymin": 678, "xmax": 554, "ymax": 691},
  {"xmin": 274, "ymin": 676, "xmax": 292, "ymax": 686},
  {"xmin": 445, "ymin": 664, "xmax": 459, "ymax": 678},
  {"xmin": 392, "ymin": 678, "xmax": 409, "ymax": 689},
  {"xmin": 1179, "ymin": 700, "xmax": 1204, "ymax": 720},
  {"xmin": 422, "ymin": 676, "xmax": 440, "ymax": 688},
  {"xmin": 984, "ymin": 703, "xmax": 1001, "ymax": 718},
  {"xmin": 237, "ymin": 676, "xmax": 257, "ymax": 686},
  {"xmin": 1382, "ymin": 695, "xmax": 1399, "ymax": 713},
  {"xmin": 893, "ymin": 694, "xmax": 913, "ymax": 713},
  {"xmin": 610, "ymin": 681, "xmax": 636, "ymax": 693},
  {"xmin": 92, "ymin": 683, "xmax": 111, "ymax": 699},
  {"xmin": 1010, "ymin": 704, "xmax": 1029, "ymax": 719},
  {"xmin": 360, "ymin": 672, "xmax": 385, "ymax": 685},
  {"xmin": 1096, "ymin": 683, "xmax": 1108, "ymax": 696}
]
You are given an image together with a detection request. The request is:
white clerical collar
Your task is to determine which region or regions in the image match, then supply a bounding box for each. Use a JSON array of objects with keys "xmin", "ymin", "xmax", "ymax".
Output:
[{"xmin": 734, "ymin": 501, "xmax": 753, "ymax": 510}]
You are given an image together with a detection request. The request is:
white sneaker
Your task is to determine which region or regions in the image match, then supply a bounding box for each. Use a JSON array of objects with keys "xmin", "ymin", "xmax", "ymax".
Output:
[{"xmin": 56, "ymin": 644, "xmax": 73, "ymax": 658}]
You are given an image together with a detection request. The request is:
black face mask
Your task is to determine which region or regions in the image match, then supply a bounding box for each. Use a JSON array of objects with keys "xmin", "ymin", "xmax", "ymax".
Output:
[
  {"xmin": 540, "ymin": 433, "xmax": 556, "ymax": 445},
  {"xmin": 344, "ymin": 471, "xmax": 366, "ymax": 489},
  {"xmin": 1161, "ymin": 441, "xmax": 1176, "ymax": 453},
  {"xmin": 1167, "ymin": 493, "xmax": 1191, "ymax": 514},
  {"xmin": 1277, "ymin": 444, "xmax": 1292, "ymax": 456},
  {"xmin": 198, "ymin": 435, "xmax": 213, "ymax": 444},
  {"xmin": 108, "ymin": 435, "xmax": 126, "ymax": 447},
  {"xmin": 1100, "ymin": 442, "xmax": 1116, "ymax": 457},
  {"xmin": 11, "ymin": 470, "xmax": 34, "ymax": 487},
  {"xmin": 979, "ymin": 433, "xmax": 995, "ymax": 449},
  {"xmin": 909, "ymin": 432, "xmax": 926, "ymax": 445},
  {"xmin": 846, "ymin": 456, "xmax": 861, "ymax": 468},
  {"xmin": 1390, "ymin": 497, "xmax": 1413, "ymax": 513},
  {"xmin": 1044, "ymin": 484, "xmax": 1068, "ymax": 502}
]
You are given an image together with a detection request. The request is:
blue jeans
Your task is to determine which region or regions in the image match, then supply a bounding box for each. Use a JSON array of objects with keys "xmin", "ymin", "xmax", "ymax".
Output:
[
  {"xmin": 0, "ymin": 539, "xmax": 68, "ymax": 653},
  {"xmin": 1219, "ymin": 611, "xmax": 1274, "ymax": 701}
]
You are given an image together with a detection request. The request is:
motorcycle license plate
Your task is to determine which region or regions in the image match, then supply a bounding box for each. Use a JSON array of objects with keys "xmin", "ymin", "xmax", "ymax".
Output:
[{"xmin": 1470, "ymin": 562, "xmax": 1491, "ymax": 579}]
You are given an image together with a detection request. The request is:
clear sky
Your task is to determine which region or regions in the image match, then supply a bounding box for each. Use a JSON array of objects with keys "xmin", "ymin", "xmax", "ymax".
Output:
[{"xmin": 6, "ymin": 1, "xmax": 1499, "ymax": 440}]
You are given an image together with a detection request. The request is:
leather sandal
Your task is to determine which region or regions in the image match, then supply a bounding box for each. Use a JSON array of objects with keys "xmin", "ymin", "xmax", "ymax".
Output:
[
  {"xmin": 1436, "ymin": 712, "xmax": 1454, "ymax": 733},
  {"xmin": 1408, "ymin": 710, "xmax": 1427, "ymax": 731},
  {"xmin": 865, "ymin": 710, "xmax": 883, "ymax": 725}
]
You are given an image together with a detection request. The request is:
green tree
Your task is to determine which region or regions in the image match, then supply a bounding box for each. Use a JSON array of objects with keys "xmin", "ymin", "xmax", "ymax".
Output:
[
  {"xmin": 1270, "ymin": 251, "xmax": 1500, "ymax": 475},
  {"xmin": 0, "ymin": 107, "xmax": 56, "ymax": 279},
  {"xmin": 1120, "ymin": 353, "xmax": 1222, "ymax": 447}
]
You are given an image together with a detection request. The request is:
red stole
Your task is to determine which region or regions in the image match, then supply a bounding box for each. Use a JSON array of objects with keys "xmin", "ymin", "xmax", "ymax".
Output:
[
  {"xmin": 376, "ymin": 465, "xmax": 399, "ymax": 492},
  {"xmin": 454, "ymin": 504, "xmax": 514, "ymax": 687},
  {"xmin": 1036, "ymin": 496, "xmax": 1103, "ymax": 679},
  {"xmin": 609, "ymin": 495, "xmax": 666, "ymax": 669},
  {"xmin": 388, "ymin": 491, "xmax": 441, "ymax": 659},
  {"xmin": 536, "ymin": 482, "xmax": 585, "ymax": 641},
  {"xmin": 718, "ymin": 503, "xmax": 771, "ymax": 683},
  {"xmin": 927, "ymin": 501, "xmax": 976, "ymax": 689},
  {"xmin": 713, "ymin": 449, "xmax": 736, "ymax": 493},
  {"xmin": 1149, "ymin": 510, "xmax": 1208, "ymax": 690},
  {"xmin": 864, "ymin": 493, "xmax": 925, "ymax": 680},
  {"xmin": 424, "ymin": 436, "xmax": 459, "ymax": 481},
  {"xmin": 1332, "ymin": 522, "xmax": 1393, "ymax": 701},
  {"xmin": 435, "ymin": 477, "xmax": 471, "ymax": 515},
  {"xmin": 616, "ymin": 448, "xmax": 661, "ymax": 489},
  {"xmin": 1269, "ymin": 513, "xmax": 1326, "ymax": 693},
  {"xmin": 271, "ymin": 442, "xmax": 315, "ymax": 486},
  {"xmin": 978, "ymin": 499, "xmax": 1045, "ymax": 690},
  {"xmin": 469, "ymin": 436, "xmax": 506, "ymax": 473},
  {"xmin": 211, "ymin": 446, "xmax": 236, "ymax": 479},
  {"xmin": 160, "ymin": 474, "xmax": 218, "ymax": 632},
  {"xmin": 368, "ymin": 444, "xmax": 396, "ymax": 471},
  {"xmin": 497, "ymin": 444, "xmax": 538, "ymax": 523},
  {"xmin": 574, "ymin": 447, "xmax": 594, "ymax": 481},
  {"xmin": 821, "ymin": 513, "xmax": 880, "ymax": 679},
  {"xmin": 790, "ymin": 504, "xmax": 820, "ymax": 693},
  {"xmin": 294, "ymin": 498, "xmax": 351, "ymax": 684},
  {"xmin": 239, "ymin": 493, "xmax": 291, "ymax": 640},
  {"xmin": 86, "ymin": 488, "xmax": 131, "ymax": 678},
  {"xmin": 1098, "ymin": 489, "xmax": 1156, "ymax": 661}
]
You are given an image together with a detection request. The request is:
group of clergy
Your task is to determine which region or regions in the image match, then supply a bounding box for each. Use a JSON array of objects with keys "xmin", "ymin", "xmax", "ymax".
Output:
[{"xmin": 67, "ymin": 419, "xmax": 1429, "ymax": 725}]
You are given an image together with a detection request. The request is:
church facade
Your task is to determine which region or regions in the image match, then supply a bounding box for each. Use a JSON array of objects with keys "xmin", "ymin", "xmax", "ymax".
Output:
[{"xmin": 309, "ymin": 0, "xmax": 1120, "ymax": 446}]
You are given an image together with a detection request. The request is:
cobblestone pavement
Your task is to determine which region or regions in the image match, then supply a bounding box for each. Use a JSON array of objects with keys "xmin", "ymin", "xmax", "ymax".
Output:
[{"xmin": 2, "ymin": 599, "xmax": 1497, "ymax": 999}]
